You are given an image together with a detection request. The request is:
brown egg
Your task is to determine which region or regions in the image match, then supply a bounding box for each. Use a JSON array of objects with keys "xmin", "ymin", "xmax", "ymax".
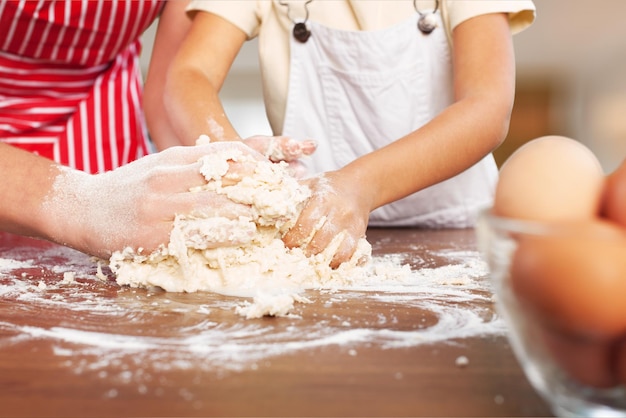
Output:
[
  {"xmin": 540, "ymin": 324, "xmax": 618, "ymax": 389},
  {"xmin": 510, "ymin": 220, "xmax": 626, "ymax": 339},
  {"xmin": 602, "ymin": 159, "xmax": 626, "ymax": 227},
  {"xmin": 494, "ymin": 136, "xmax": 604, "ymax": 221},
  {"xmin": 616, "ymin": 338, "xmax": 626, "ymax": 385}
]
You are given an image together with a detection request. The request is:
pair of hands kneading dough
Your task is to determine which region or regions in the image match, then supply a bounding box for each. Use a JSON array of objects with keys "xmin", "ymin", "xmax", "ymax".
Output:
[
  {"xmin": 110, "ymin": 138, "xmax": 372, "ymax": 296},
  {"xmin": 65, "ymin": 132, "xmax": 363, "ymax": 271}
]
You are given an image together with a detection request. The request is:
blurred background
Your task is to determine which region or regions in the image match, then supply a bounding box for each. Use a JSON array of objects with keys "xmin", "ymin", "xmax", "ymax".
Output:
[{"xmin": 140, "ymin": 0, "xmax": 626, "ymax": 172}]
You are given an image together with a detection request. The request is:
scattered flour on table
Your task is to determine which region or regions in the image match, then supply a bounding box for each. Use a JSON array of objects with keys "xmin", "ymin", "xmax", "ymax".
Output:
[
  {"xmin": 0, "ymin": 137, "xmax": 504, "ymax": 392},
  {"xmin": 0, "ymin": 242, "xmax": 504, "ymax": 393},
  {"xmin": 110, "ymin": 140, "xmax": 373, "ymax": 318}
]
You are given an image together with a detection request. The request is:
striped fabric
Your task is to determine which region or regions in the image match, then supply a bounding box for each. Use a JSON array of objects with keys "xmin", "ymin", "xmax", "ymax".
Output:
[{"xmin": 0, "ymin": 0, "xmax": 164, "ymax": 173}]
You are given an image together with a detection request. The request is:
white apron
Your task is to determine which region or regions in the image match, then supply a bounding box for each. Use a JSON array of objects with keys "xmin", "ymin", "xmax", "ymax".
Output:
[{"xmin": 281, "ymin": 12, "xmax": 498, "ymax": 228}]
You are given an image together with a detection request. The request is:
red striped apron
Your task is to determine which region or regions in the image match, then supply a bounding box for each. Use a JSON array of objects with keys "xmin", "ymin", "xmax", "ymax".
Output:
[{"xmin": 0, "ymin": 0, "xmax": 164, "ymax": 173}]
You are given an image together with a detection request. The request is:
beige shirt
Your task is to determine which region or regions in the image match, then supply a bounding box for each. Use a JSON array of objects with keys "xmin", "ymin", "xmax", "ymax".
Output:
[{"xmin": 188, "ymin": 0, "xmax": 536, "ymax": 134}]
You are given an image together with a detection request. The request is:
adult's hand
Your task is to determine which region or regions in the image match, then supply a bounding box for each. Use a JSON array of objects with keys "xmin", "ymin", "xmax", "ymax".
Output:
[
  {"xmin": 243, "ymin": 135, "xmax": 316, "ymax": 178},
  {"xmin": 243, "ymin": 135, "xmax": 316, "ymax": 162},
  {"xmin": 42, "ymin": 142, "xmax": 264, "ymax": 259}
]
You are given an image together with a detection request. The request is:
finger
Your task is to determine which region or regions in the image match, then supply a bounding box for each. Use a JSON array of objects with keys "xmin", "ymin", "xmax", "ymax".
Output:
[
  {"xmin": 187, "ymin": 192, "xmax": 254, "ymax": 219},
  {"xmin": 276, "ymin": 138, "xmax": 317, "ymax": 161},
  {"xmin": 146, "ymin": 143, "xmax": 263, "ymax": 176},
  {"xmin": 195, "ymin": 144, "xmax": 263, "ymax": 186},
  {"xmin": 304, "ymin": 219, "xmax": 361, "ymax": 269},
  {"xmin": 305, "ymin": 217, "xmax": 339, "ymax": 256},
  {"xmin": 209, "ymin": 140, "xmax": 265, "ymax": 159},
  {"xmin": 161, "ymin": 190, "xmax": 254, "ymax": 229},
  {"xmin": 329, "ymin": 232, "xmax": 359, "ymax": 269},
  {"xmin": 286, "ymin": 160, "xmax": 308, "ymax": 179},
  {"xmin": 143, "ymin": 162, "xmax": 208, "ymax": 193},
  {"xmin": 197, "ymin": 142, "xmax": 266, "ymax": 165},
  {"xmin": 220, "ymin": 160, "xmax": 260, "ymax": 186},
  {"xmin": 282, "ymin": 210, "xmax": 319, "ymax": 249},
  {"xmin": 156, "ymin": 159, "xmax": 256, "ymax": 191},
  {"xmin": 241, "ymin": 135, "xmax": 274, "ymax": 159},
  {"xmin": 298, "ymin": 139, "xmax": 317, "ymax": 156}
]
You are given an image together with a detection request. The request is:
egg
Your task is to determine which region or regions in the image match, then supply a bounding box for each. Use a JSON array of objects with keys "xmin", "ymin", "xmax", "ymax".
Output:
[
  {"xmin": 616, "ymin": 340, "xmax": 626, "ymax": 385},
  {"xmin": 540, "ymin": 325, "xmax": 618, "ymax": 388},
  {"xmin": 602, "ymin": 159, "xmax": 626, "ymax": 227},
  {"xmin": 493, "ymin": 136, "xmax": 626, "ymax": 391},
  {"xmin": 494, "ymin": 136, "xmax": 605, "ymax": 221},
  {"xmin": 510, "ymin": 220, "xmax": 626, "ymax": 339},
  {"xmin": 510, "ymin": 222, "xmax": 626, "ymax": 390}
]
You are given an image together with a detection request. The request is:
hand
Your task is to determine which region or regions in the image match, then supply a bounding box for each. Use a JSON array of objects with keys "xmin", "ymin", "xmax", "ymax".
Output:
[
  {"xmin": 242, "ymin": 135, "xmax": 316, "ymax": 178},
  {"xmin": 43, "ymin": 142, "xmax": 264, "ymax": 259},
  {"xmin": 243, "ymin": 135, "xmax": 317, "ymax": 162},
  {"xmin": 282, "ymin": 171, "xmax": 371, "ymax": 268}
]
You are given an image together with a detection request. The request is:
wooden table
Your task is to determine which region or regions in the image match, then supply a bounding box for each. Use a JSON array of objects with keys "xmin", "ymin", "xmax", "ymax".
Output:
[{"xmin": 0, "ymin": 228, "xmax": 553, "ymax": 417}]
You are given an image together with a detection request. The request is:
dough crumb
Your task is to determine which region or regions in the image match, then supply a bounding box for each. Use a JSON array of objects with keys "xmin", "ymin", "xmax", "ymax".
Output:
[
  {"xmin": 455, "ymin": 355, "xmax": 469, "ymax": 368},
  {"xmin": 236, "ymin": 293, "xmax": 313, "ymax": 319},
  {"xmin": 62, "ymin": 271, "xmax": 76, "ymax": 284},
  {"xmin": 95, "ymin": 262, "xmax": 108, "ymax": 282}
]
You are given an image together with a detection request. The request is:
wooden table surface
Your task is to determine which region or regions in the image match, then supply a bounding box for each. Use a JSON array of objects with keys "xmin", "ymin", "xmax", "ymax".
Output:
[{"xmin": 0, "ymin": 228, "xmax": 553, "ymax": 417}]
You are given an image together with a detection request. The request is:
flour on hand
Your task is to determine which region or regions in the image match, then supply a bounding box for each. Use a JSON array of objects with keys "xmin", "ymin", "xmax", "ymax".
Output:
[{"xmin": 110, "ymin": 138, "xmax": 372, "ymax": 317}]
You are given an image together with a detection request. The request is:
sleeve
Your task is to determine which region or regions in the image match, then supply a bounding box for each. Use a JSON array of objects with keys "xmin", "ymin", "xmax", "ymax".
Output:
[
  {"xmin": 187, "ymin": 0, "xmax": 261, "ymax": 38},
  {"xmin": 445, "ymin": 0, "xmax": 536, "ymax": 35}
]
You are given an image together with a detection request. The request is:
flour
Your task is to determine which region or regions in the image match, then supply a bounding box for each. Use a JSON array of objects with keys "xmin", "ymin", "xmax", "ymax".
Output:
[
  {"xmin": 0, "ymin": 240, "xmax": 505, "ymax": 388},
  {"xmin": 110, "ymin": 143, "xmax": 373, "ymax": 311},
  {"xmin": 62, "ymin": 271, "xmax": 76, "ymax": 284},
  {"xmin": 0, "ymin": 258, "xmax": 33, "ymax": 272}
]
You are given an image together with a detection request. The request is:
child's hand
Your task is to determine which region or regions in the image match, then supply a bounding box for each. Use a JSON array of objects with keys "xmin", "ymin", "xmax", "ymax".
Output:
[{"xmin": 282, "ymin": 171, "xmax": 370, "ymax": 268}]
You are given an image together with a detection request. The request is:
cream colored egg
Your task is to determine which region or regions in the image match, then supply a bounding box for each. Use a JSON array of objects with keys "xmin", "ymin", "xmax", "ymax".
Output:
[
  {"xmin": 511, "ymin": 220, "xmax": 626, "ymax": 339},
  {"xmin": 494, "ymin": 136, "xmax": 604, "ymax": 221},
  {"xmin": 603, "ymin": 158, "xmax": 626, "ymax": 226},
  {"xmin": 540, "ymin": 326, "xmax": 618, "ymax": 389}
]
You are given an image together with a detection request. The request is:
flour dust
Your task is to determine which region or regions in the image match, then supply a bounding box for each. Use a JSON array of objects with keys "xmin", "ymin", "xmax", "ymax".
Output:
[{"xmin": 0, "ymin": 242, "xmax": 504, "ymax": 387}]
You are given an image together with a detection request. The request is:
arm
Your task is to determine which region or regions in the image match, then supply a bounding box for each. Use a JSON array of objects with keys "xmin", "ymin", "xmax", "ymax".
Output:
[
  {"xmin": 162, "ymin": 11, "xmax": 246, "ymax": 146},
  {"xmin": 283, "ymin": 13, "xmax": 516, "ymax": 267},
  {"xmin": 0, "ymin": 143, "xmax": 63, "ymax": 242},
  {"xmin": 159, "ymin": 11, "xmax": 317, "ymax": 163},
  {"xmin": 143, "ymin": 0, "xmax": 194, "ymax": 150},
  {"xmin": 342, "ymin": 12, "xmax": 515, "ymax": 213}
]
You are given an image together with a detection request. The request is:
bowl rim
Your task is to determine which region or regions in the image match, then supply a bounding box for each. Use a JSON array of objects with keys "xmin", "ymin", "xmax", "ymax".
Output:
[{"xmin": 477, "ymin": 208, "xmax": 564, "ymax": 235}]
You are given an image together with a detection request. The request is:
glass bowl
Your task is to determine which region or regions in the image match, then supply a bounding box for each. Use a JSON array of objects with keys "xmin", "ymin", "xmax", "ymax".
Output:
[{"xmin": 476, "ymin": 209, "xmax": 626, "ymax": 417}]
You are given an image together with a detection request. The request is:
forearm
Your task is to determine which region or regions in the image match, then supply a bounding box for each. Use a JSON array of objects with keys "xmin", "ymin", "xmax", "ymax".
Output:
[
  {"xmin": 164, "ymin": 67, "xmax": 241, "ymax": 145},
  {"xmin": 0, "ymin": 144, "xmax": 86, "ymax": 247},
  {"xmin": 159, "ymin": 11, "xmax": 248, "ymax": 147},
  {"xmin": 144, "ymin": 0, "xmax": 196, "ymax": 150},
  {"xmin": 342, "ymin": 94, "xmax": 511, "ymax": 211},
  {"xmin": 346, "ymin": 13, "xmax": 514, "ymax": 212},
  {"xmin": 144, "ymin": 82, "xmax": 181, "ymax": 150}
]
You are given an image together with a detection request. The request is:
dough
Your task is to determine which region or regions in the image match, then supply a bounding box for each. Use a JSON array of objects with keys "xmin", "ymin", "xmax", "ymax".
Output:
[{"xmin": 110, "ymin": 142, "xmax": 372, "ymax": 300}]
